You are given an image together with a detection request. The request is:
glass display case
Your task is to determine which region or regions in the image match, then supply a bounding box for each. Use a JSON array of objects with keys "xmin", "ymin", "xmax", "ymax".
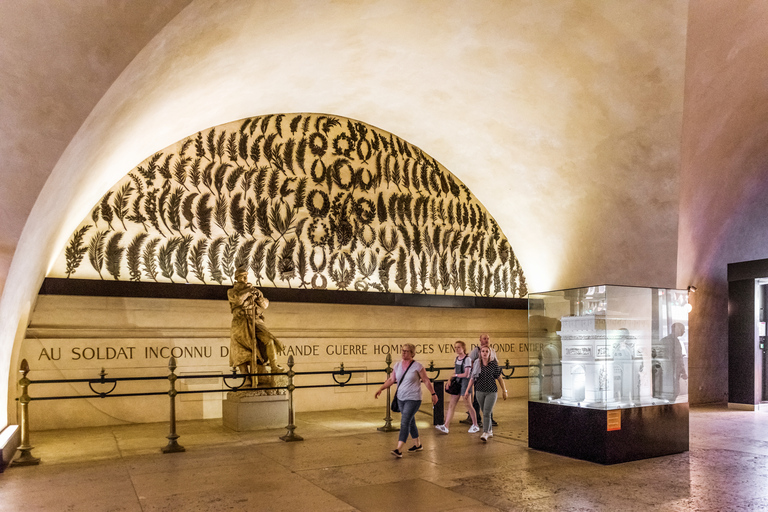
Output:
[
  {"xmin": 528, "ymin": 285, "xmax": 689, "ymax": 409},
  {"xmin": 527, "ymin": 285, "xmax": 690, "ymax": 464}
]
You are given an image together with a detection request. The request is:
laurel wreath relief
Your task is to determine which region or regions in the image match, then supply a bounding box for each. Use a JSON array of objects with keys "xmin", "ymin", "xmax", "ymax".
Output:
[{"xmin": 54, "ymin": 114, "xmax": 527, "ymax": 297}]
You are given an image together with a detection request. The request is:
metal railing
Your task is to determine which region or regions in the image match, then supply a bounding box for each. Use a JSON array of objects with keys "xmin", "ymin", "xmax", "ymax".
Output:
[{"xmin": 11, "ymin": 354, "xmax": 531, "ymax": 465}]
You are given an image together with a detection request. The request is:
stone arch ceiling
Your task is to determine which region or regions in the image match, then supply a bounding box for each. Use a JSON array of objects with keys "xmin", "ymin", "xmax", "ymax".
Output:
[
  {"xmin": 0, "ymin": 0, "xmax": 194, "ymax": 425},
  {"xmin": 0, "ymin": 1, "xmax": 194, "ymax": 293},
  {"xmin": 0, "ymin": 0, "xmax": 688, "ymax": 424}
]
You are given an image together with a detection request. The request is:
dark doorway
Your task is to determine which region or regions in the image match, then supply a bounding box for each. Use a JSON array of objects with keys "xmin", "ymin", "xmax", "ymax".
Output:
[{"xmin": 727, "ymin": 259, "xmax": 768, "ymax": 409}]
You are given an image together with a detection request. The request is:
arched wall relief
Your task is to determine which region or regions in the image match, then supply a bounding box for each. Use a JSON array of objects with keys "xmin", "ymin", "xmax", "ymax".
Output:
[{"xmin": 51, "ymin": 114, "xmax": 527, "ymax": 297}]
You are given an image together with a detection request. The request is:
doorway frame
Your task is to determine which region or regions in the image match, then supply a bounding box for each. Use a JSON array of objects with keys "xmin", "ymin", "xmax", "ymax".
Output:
[{"xmin": 727, "ymin": 258, "xmax": 768, "ymax": 410}]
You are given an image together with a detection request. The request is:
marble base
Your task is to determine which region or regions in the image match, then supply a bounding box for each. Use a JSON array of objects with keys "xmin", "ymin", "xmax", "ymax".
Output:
[
  {"xmin": 728, "ymin": 402, "xmax": 757, "ymax": 410},
  {"xmin": 222, "ymin": 388, "xmax": 289, "ymax": 431},
  {"xmin": 0, "ymin": 425, "xmax": 20, "ymax": 472}
]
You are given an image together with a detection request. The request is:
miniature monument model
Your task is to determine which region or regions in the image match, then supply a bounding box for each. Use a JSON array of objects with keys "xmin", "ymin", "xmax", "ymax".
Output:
[
  {"xmin": 555, "ymin": 315, "xmax": 652, "ymax": 407},
  {"xmin": 555, "ymin": 316, "xmax": 687, "ymax": 407}
]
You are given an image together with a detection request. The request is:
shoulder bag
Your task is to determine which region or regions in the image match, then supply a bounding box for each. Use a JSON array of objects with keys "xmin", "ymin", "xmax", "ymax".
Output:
[
  {"xmin": 446, "ymin": 378, "xmax": 462, "ymax": 395},
  {"xmin": 391, "ymin": 361, "xmax": 415, "ymax": 413},
  {"xmin": 446, "ymin": 357, "xmax": 464, "ymax": 395}
]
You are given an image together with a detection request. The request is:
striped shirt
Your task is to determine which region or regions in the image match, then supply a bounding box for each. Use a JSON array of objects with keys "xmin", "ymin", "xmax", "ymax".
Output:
[{"xmin": 473, "ymin": 359, "xmax": 502, "ymax": 393}]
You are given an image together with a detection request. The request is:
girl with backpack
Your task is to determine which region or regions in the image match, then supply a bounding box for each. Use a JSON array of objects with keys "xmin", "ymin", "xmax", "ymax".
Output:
[{"xmin": 435, "ymin": 341, "xmax": 480, "ymax": 434}]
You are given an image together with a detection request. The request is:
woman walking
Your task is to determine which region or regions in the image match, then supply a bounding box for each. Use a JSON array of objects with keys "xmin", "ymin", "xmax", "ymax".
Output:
[
  {"xmin": 375, "ymin": 343, "xmax": 439, "ymax": 457},
  {"xmin": 435, "ymin": 341, "xmax": 479, "ymax": 434},
  {"xmin": 467, "ymin": 345, "xmax": 507, "ymax": 441}
]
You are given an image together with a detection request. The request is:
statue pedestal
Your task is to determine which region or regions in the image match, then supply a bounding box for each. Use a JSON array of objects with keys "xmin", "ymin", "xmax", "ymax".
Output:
[{"xmin": 222, "ymin": 387, "xmax": 288, "ymax": 431}]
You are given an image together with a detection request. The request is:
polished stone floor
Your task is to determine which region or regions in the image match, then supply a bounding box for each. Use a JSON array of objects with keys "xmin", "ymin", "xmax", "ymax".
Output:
[{"xmin": 2, "ymin": 398, "xmax": 768, "ymax": 511}]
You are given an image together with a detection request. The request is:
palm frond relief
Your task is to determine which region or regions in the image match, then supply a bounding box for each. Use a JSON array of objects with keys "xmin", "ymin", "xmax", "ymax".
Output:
[{"xmin": 52, "ymin": 114, "xmax": 527, "ymax": 297}]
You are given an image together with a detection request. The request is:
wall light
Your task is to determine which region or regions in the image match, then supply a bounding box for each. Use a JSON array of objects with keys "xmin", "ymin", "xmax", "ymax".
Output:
[{"xmin": 686, "ymin": 285, "xmax": 695, "ymax": 312}]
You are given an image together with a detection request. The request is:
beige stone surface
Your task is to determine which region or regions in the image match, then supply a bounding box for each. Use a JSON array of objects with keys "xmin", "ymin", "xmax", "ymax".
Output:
[
  {"xmin": 19, "ymin": 294, "xmax": 527, "ymax": 429},
  {"xmin": 222, "ymin": 392, "xmax": 288, "ymax": 431},
  {"xmin": 677, "ymin": 1, "xmax": 768, "ymax": 404},
  {"xmin": 1, "ymin": 0, "xmax": 688, "ymax": 428},
  {"xmin": 0, "ymin": 1, "xmax": 193, "ymax": 296},
  {"xmin": 4, "ymin": 400, "xmax": 768, "ymax": 511},
  {"xmin": 4, "ymin": 3, "xmax": 768, "ymax": 507}
]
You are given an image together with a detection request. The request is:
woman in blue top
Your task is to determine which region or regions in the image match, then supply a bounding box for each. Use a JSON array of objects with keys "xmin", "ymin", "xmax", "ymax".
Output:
[
  {"xmin": 435, "ymin": 340, "xmax": 479, "ymax": 434},
  {"xmin": 375, "ymin": 343, "xmax": 438, "ymax": 457},
  {"xmin": 467, "ymin": 345, "xmax": 507, "ymax": 441}
]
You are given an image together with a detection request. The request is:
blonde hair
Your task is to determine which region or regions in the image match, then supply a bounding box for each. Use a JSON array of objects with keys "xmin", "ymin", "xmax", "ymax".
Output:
[
  {"xmin": 402, "ymin": 343, "xmax": 417, "ymax": 354},
  {"xmin": 454, "ymin": 340, "xmax": 466, "ymax": 352}
]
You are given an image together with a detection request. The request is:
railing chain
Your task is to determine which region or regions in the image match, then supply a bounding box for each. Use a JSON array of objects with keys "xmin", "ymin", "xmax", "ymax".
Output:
[
  {"xmin": 12, "ymin": 354, "xmax": 533, "ymax": 456},
  {"xmin": 332, "ymin": 362, "xmax": 352, "ymax": 386}
]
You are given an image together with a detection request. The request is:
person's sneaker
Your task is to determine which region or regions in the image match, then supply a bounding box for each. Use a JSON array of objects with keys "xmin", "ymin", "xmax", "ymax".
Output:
[
  {"xmin": 391, "ymin": 449, "xmax": 403, "ymax": 458},
  {"xmin": 407, "ymin": 444, "xmax": 423, "ymax": 452},
  {"xmin": 480, "ymin": 432, "xmax": 488, "ymax": 442},
  {"xmin": 492, "ymin": 419, "xmax": 498, "ymax": 427},
  {"xmin": 459, "ymin": 416, "xmax": 472, "ymax": 425},
  {"xmin": 488, "ymin": 430, "xmax": 493, "ymax": 437},
  {"xmin": 435, "ymin": 424, "xmax": 449, "ymax": 434},
  {"xmin": 468, "ymin": 424, "xmax": 480, "ymax": 433}
]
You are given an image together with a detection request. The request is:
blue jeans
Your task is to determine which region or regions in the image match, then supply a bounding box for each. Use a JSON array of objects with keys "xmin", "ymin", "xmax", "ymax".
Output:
[
  {"xmin": 475, "ymin": 391, "xmax": 497, "ymax": 434},
  {"xmin": 398, "ymin": 399, "xmax": 421, "ymax": 444}
]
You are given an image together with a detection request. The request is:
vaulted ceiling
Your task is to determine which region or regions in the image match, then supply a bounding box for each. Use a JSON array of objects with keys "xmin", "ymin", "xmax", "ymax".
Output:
[{"xmin": 7, "ymin": 0, "xmax": 766, "ymax": 422}]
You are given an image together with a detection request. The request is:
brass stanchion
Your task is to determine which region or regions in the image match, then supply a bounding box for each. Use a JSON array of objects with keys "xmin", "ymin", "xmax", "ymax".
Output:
[
  {"xmin": 11, "ymin": 359, "xmax": 40, "ymax": 466},
  {"xmin": 280, "ymin": 355, "xmax": 303, "ymax": 442},
  {"xmin": 161, "ymin": 357, "xmax": 185, "ymax": 453},
  {"xmin": 377, "ymin": 353, "xmax": 398, "ymax": 432}
]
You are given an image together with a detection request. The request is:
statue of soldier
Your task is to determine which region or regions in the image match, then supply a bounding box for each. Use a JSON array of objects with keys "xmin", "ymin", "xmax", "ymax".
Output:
[{"xmin": 228, "ymin": 267, "xmax": 284, "ymax": 387}]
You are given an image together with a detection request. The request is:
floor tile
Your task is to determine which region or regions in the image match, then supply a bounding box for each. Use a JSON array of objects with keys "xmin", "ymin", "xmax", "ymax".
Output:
[
  {"xmin": 334, "ymin": 478, "xmax": 487, "ymax": 512},
  {"xmin": 3, "ymin": 399, "xmax": 768, "ymax": 511}
]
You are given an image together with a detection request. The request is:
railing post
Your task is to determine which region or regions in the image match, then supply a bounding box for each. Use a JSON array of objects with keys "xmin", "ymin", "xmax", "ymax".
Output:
[
  {"xmin": 12, "ymin": 359, "xmax": 40, "ymax": 466},
  {"xmin": 377, "ymin": 353, "xmax": 398, "ymax": 432},
  {"xmin": 432, "ymin": 369, "xmax": 445, "ymax": 426},
  {"xmin": 280, "ymin": 355, "xmax": 303, "ymax": 442},
  {"xmin": 161, "ymin": 357, "xmax": 185, "ymax": 453}
]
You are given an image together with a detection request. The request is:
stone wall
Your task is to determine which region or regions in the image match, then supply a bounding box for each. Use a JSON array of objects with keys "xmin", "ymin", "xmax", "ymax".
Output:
[{"xmin": 20, "ymin": 295, "xmax": 527, "ymax": 429}]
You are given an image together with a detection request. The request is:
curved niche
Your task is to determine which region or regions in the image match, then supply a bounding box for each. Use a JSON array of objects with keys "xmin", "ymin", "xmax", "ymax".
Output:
[{"xmin": 51, "ymin": 114, "xmax": 527, "ymax": 297}]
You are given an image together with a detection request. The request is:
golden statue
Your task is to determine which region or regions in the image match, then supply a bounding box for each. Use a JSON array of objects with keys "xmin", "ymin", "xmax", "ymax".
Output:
[{"xmin": 228, "ymin": 267, "xmax": 284, "ymax": 387}]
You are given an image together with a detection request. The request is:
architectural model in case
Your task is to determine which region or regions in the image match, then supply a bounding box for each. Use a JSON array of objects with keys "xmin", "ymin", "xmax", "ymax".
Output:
[{"xmin": 529, "ymin": 285, "xmax": 689, "ymax": 409}]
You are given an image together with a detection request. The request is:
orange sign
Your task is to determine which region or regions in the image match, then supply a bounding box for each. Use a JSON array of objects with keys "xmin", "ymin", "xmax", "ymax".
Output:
[{"xmin": 607, "ymin": 410, "xmax": 621, "ymax": 431}]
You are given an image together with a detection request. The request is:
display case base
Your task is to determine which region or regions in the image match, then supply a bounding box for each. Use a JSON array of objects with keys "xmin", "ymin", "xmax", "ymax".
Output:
[{"xmin": 528, "ymin": 401, "xmax": 688, "ymax": 464}]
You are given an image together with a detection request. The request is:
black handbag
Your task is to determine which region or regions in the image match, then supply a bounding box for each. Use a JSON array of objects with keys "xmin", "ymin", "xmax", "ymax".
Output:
[
  {"xmin": 390, "ymin": 361, "xmax": 415, "ymax": 413},
  {"xmin": 447, "ymin": 356, "xmax": 467, "ymax": 395},
  {"xmin": 446, "ymin": 377, "xmax": 462, "ymax": 395}
]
